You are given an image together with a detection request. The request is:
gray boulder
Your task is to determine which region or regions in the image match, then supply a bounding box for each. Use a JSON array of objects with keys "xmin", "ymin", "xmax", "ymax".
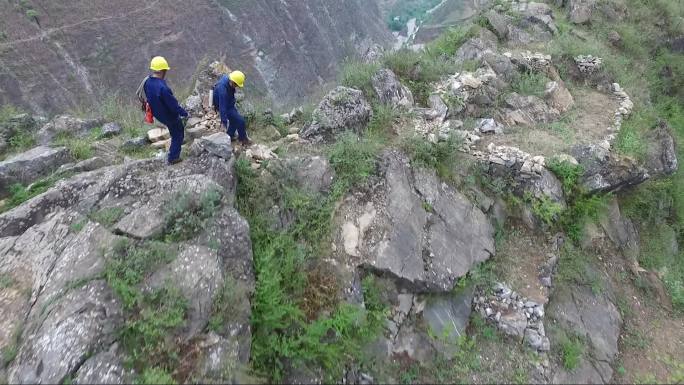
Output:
[
  {"xmin": 74, "ymin": 344, "xmax": 128, "ymax": 384},
  {"xmin": 644, "ymin": 121, "xmax": 678, "ymax": 176},
  {"xmin": 0, "ymin": 113, "xmax": 36, "ymax": 142},
  {"xmin": 544, "ymin": 81, "xmax": 575, "ymax": 113},
  {"xmin": 571, "ymin": 144, "xmax": 649, "ymax": 194},
  {"xmin": 190, "ymin": 132, "xmax": 233, "ymax": 160},
  {"xmin": 0, "ymin": 146, "xmax": 72, "ymax": 198},
  {"xmin": 483, "ymin": 51, "xmax": 519, "ymax": 83},
  {"xmin": 57, "ymin": 157, "xmax": 107, "ymax": 175},
  {"xmin": 423, "ymin": 288, "xmax": 475, "ymax": 355},
  {"xmin": 568, "ymin": 0, "xmax": 596, "ymax": 24},
  {"xmin": 8, "ymin": 281, "xmax": 123, "ymax": 384},
  {"xmin": 100, "ymin": 122, "xmax": 122, "ymax": 138},
  {"xmin": 455, "ymin": 31, "xmax": 498, "ymax": 63},
  {"xmin": 502, "ymin": 93, "xmax": 561, "ymax": 126},
  {"xmin": 301, "ymin": 87, "xmax": 372, "ymax": 142},
  {"xmin": 286, "ymin": 155, "xmax": 335, "ymax": 194},
  {"xmin": 37, "ymin": 115, "xmax": 104, "ymax": 144},
  {"xmin": 334, "ymin": 150, "xmax": 495, "ymax": 292},
  {"xmin": 121, "ymin": 136, "xmax": 149, "ymax": 152},
  {"xmin": 371, "ymin": 68, "xmax": 414, "ymax": 108},
  {"xmin": 486, "ymin": 10, "xmax": 513, "ymax": 40},
  {"xmin": 599, "ymin": 197, "xmax": 640, "ymax": 261}
]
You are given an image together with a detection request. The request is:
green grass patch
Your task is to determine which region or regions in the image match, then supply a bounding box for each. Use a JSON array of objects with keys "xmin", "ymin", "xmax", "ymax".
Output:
[
  {"xmin": 90, "ymin": 207, "xmax": 125, "ymax": 227},
  {"xmin": 547, "ymin": 157, "xmax": 585, "ymax": 195},
  {"xmin": 328, "ymin": 132, "xmax": 380, "ymax": 190},
  {"xmin": 560, "ymin": 334, "xmax": 584, "ymax": 370},
  {"xmin": 510, "ymin": 71, "xmax": 549, "ymax": 98},
  {"xmin": 104, "ymin": 240, "xmax": 177, "ymax": 309},
  {"xmin": 53, "ymin": 133, "xmax": 95, "ymax": 161},
  {"xmin": 556, "ymin": 245, "xmax": 603, "ymax": 295},
  {"xmin": 339, "ymin": 60, "xmax": 380, "ymax": 99},
  {"xmin": 0, "ymin": 273, "xmax": 15, "ymax": 289},
  {"xmin": 120, "ymin": 286, "xmax": 187, "ymax": 381},
  {"xmin": 560, "ymin": 194, "xmax": 610, "ymax": 243},
  {"xmin": 426, "ymin": 25, "xmax": 478, "ymax": 57},
  {"xmin": 135, "ymin": 368, "xmax": 177, "ymax": 385},
  {"xmin": 1, "ymin": 173, "xmax": 71, "ymax": 213},
  {"xmin": 402, "ymin": 134, "xmax": 463, "ymax": 181}
]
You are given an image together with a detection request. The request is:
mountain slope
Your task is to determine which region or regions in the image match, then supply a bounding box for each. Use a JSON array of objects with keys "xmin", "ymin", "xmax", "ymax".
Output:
[{"xmin": 0, "ymin": 0, "xmax": 390, "ymax": 114}]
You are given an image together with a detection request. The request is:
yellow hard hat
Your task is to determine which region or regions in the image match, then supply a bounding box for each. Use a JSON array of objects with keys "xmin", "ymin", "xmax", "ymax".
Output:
[
  {"xmin": 150, "ymin": 56, "xmax": 170, "ymax": 71},
  {"xmin": 229, "ymin": 71, "xmax": 245, "ymax": 88}
]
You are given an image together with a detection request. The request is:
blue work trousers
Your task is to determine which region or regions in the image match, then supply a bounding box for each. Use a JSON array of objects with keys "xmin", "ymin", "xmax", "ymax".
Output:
[
  {"xmin": 225, "ymin": 108, "xmax": 247, "ymax": 141},
  {"xmin": 167, "ymin": 118, "xmax": 185, "ymax": 163}
]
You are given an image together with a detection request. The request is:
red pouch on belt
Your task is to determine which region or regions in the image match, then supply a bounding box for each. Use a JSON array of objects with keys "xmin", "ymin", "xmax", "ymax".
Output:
[{"xmin": 145, "ymin": 102, "xmax": 154, "ymax": 124}]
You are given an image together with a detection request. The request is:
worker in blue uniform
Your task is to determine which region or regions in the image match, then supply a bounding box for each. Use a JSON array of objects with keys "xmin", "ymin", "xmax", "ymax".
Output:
[
  {"xmin": 143, "ymin": 56, "xmax": 189, "ymax": 164},
  {"xmin": 213, "ymin": 70, "xmax": 252, "ymax": 146}
]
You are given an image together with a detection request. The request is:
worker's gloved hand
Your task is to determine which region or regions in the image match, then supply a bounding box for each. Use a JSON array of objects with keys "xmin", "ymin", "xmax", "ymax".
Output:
[{"xmin": 181, "ymin": 115, "xmax": 189, "ymax": 127}]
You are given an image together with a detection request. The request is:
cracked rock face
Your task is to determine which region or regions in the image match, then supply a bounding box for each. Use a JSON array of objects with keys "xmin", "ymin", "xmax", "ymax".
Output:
[
  {"xmin": 333, "ymin": 150, "xmax": 495, "ymax": 293},
  {"xmin": 548, "ymin": 278, "xmax": 621, "ymax": 384},
  {"xmin": 301, "ymin": 86, "xmax": 373, "ymax": 142},
  {"xmin": 0, "ymin": 143, "xmax": 253, "ymax": 383}
]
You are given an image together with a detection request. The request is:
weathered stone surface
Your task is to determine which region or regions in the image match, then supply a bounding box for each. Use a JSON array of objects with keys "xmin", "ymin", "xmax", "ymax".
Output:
[
  {"xmin": 8, "ymin": 281, "xmax": 123, "ymax": 384},
  {"xmin": 486, "ymin": 10, "xmax": 513, "ymax": 40},
  {"xmin": 483, "ymin": 51, "xmax": 519, "ymax": 83},
  {"xmin": 424, "ymin": 94, "xmax": 449, "ymax": 122},
  {"xmin": 301, "ymin": 87, "xmax": 372, "ymax": 142},
  {"xmin": 544, "ymin": 81, "xmax": 575, "ymax": 113},
  {"xmin": 571, "ymin": 144, "xmax": 649, "ymax": 194},
  {"xmin": 0, "ymin": 143, "xmax": 250, "ymax": 383},
  {"xmin": 599, "ymin": 197, "xmax": 640, "ymax": 261},
  {"xmin": 121, "ymin": 136, "xmax": 149, "ymax": 152},
  {"xmin": 372, "ymin": 68, "xmax": 414, "ymax": 108},
  {"xmin": 190, "ymin": 132, "xmax": 233, "ymax": 160},
  {"xmin": 455, "ymin": 33, "xmax": 498, "ymax": 63},
  {"xmin": 548, "ymin": 281, "xmax": 621, "ymax": 384},
  {"xmin": 101, "ymin": 122, "xmax": 122, "ymax": 138},
  {"xmin": 286, "ymin": 155, "xmax": 336, "ymax": 194},
  {"xmin": 36, "ymin": 115, "xmax": 104, "ymax": 145},
  {"xmin": 424, "ymin": 288, "xmax": 474, "ymax": 349},
  {"xmin": 57, "ymin": 157, "xmax": 107, "ymax": 175},
  {"xmin": 644, "ymin": 121, "xmax": 678, "ymax": 176},
  {"xmin": 503, "ymin": 93, "xmax": 560, "ymax": 126},
  {"xmin": 334, "ymin": 150, "xmax": 495, "ymax": 292},
  {"xmin": 74, "ymin": 344, "xmax": 128, "ymax": 385},
  {"xmin": 0, "ymin": 146, "xmax": 72, "ymax": 198},
  {"xmin": 477, "ymin": 118, "xmax": 504, "ymax": 134},
  {"xmin": 568, "ymin": 0, "xmax": 596, "ymax": 24},
  {"xmin": 147, "ymin": 127, "xmax": 170, "ymax": 143}
]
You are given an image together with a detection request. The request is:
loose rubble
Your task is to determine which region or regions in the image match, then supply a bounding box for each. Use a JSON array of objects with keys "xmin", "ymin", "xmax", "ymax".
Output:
[{"xmin": 473, "ymin": 283, "xmax": 551, "ymax": 352}]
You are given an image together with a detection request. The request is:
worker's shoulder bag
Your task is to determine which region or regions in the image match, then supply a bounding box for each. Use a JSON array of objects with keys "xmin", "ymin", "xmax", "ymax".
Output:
[{"xmin": 136, "ymin": 76, "xmax": 154, "ymax": 124}]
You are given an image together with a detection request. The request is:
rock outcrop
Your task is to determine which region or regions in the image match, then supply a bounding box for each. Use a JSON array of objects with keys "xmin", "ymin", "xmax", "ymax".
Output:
[
  {"xmin": 0, "ymin": 133, "xmax": 254, "ymax": 384},
  {"xmin": 334, "ymin": 150, "xmax": 495, "ymax": 293},
  {"xmin": 571, "ymin": 144, "xmax": 649, "ymax": 194},
  {"xmin": 371, "ymin": 69, "xmax": 414, "ymax": 108},
  {"xmin": 0, "ymin": 146, "xmax": 73, "ymax": 198},
  {"xmin": 36, "ymin": 115, "xmax": 104, "ymax": 145},
  {"xmin": 301, "ymin": 87, "xmax": 373, "ymax": 142},
  {"xmin": 644, "ymin": 121, "xmax": 678, "ymax": 176}
]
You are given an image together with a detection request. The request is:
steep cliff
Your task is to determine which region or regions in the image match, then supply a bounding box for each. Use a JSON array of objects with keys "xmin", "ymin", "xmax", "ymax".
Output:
[{"xmin": 0, "ymin": 0, "xmax": 391, "ymax": 114}]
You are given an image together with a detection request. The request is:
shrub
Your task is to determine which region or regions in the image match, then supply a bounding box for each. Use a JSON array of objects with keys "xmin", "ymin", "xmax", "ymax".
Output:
[
  {"xmin": 402, "ymin": 134, "xmax": 463, "ymax": 180},
  {"xmin": 163, "ymin": 188, "xmax": 222, "ymax": 242},
  {"xmin": 547, "ymin": 158, "xmax": 585, "ymax": 194},
  {"xmin": 367, "ymin": 104, "xmax": 401, "ymax": 139},
  {"xmin": 120, "ymin": 286, "xmax": 187, "ymax": 377},
  {"xmin": 426, "ymin": 25, "xmax": 477, "ymax": 57},
  {"xmin": 328, "ymin": 133, "xmax": 379, "ymax": 189},
  {"xmin": 560, "ymin": 334, "xmax": 584, "ymax": 370},
  {"xmin": 104, "ymin": 240, "xmax": 176, "ymax": 309},
  {"xmin": 510, "ymin": 71, "xmax": 549, "ymax": 98},
  {"xmin": 560, "ymin": 194, "xmax": 610, "ymax": 243},
  {"xmin": 136, "ymin": 368, "xmax": 177, "ymax": 385}
]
